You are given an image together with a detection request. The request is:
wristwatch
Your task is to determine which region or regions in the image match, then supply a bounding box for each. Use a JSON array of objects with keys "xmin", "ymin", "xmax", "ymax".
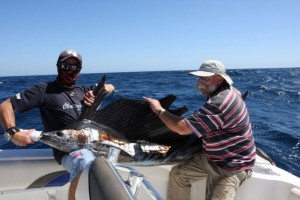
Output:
[
  {"xmin": 3, "ymin": 126, "xmax": 20, "ymax": 141},
  {"xmin": 157, "ymin": 108, "xmax": 166, "ymax": 117}
]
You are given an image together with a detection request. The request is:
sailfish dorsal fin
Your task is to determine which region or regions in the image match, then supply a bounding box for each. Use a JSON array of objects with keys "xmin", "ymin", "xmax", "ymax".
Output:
[
  {"xmin": 79, "ymin": 75, "xmax": 109, "ymax": 120},
  {"xmin": 80, "ymin": 75, "xmax": 191, "ymax": 146}
]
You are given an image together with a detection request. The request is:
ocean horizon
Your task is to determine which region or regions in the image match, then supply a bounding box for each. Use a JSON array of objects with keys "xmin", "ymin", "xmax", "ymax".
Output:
[{"xmin": 1, "ymin": 66, "xmax": 299, "ymax": 78}]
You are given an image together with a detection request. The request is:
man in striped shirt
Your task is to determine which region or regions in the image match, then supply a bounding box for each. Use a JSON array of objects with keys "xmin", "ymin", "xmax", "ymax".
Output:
[{"xmin": 144, "ymin": 60, "xmax": 256, "ymax": 200}]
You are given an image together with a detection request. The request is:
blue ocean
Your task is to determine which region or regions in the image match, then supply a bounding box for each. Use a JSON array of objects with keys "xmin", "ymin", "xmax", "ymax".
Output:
[{"xmin": 0, "ymin": 68, "xmax": 299, "ymax": 177}]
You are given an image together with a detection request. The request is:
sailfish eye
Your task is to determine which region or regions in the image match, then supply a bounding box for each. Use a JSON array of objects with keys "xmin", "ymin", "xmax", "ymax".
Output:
[{"xmin": 56, "ymin": 132, "xmax": 64, "ymax": 137}]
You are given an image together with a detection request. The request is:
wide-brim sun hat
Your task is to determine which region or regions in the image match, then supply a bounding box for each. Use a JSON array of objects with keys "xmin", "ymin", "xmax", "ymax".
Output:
[{"xmin": 189, "ymin": 60, "xmax": 233, "ymax": 85}]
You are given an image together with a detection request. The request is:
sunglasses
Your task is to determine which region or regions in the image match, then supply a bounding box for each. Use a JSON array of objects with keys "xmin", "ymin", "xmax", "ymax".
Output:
[{"xmin": 59, "ymin": 62, "xmax": 81, "ymax": 72}]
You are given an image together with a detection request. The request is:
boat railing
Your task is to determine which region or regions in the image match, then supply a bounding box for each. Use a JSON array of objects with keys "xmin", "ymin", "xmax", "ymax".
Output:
[{"xmin": 108, "ymin": 147, "xmax": 164, "ymax": 200}]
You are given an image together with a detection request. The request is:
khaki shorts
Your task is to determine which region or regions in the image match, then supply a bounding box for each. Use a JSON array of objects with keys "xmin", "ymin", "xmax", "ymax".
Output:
[{"xmin": 167, "ymin": 154, "xmax": 252, "ymax": 200}]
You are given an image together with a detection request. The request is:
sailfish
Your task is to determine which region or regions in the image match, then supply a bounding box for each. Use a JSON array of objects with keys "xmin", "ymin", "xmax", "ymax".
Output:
[{"xmin": 31, "ymin": 76, "xmax": 202, "ymax": 165}]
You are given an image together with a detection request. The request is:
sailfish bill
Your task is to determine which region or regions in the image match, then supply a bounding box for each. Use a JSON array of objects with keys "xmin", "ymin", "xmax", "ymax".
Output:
[{"xmin": 34, "ymin": 76, "xmax": 202, "ymax": 165}]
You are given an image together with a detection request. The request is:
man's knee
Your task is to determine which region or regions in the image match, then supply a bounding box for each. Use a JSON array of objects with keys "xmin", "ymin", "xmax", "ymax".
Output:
[
  {"xmin": 62, "ymin": 149, "xmax": 96, "ymax": 181},
  {"xmin": 210, "ymin": 170, "xmax": 251, "ymax": 200}
]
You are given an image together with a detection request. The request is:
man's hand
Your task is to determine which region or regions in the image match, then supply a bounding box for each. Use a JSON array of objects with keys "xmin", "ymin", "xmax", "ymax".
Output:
[
  {"xmin": 104, "ymin": 84, "xmax": 115, "ymax": 93},
  {"xmin": 143, "ymin": 96, "xmax": 163, "ymax": 114},
  {"xmin": 84, "ymin": 84, "xmax": 115, "ymax": 106},
  {"xmin": 144, "ymin": 96, "xmax": 192, "ymax": 135},
  {"xmin": 11, "ymin": 129, "xmax": 35, "ymax": 146},
  {"xmin": 84, "ymin": 91, "xmax": 95, "ymax": 106}
]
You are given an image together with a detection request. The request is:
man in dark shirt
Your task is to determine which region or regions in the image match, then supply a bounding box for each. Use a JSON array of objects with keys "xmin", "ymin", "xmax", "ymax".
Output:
[
  {"xmin": 144, "ymin": 60, "xmax": 256, "ymax": 200},
  {"xmin": 0, "ymin": 49, "xmax": 114, "ymax": 200}
]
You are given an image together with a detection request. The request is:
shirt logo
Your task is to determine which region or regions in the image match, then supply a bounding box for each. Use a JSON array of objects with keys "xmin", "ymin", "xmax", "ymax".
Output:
[
  {"xmin": 16, "ymin": 93, "xmax": 21, "ymax": 99},
  {"xmin": 62, "ymin": 102, "xmax": 82, "ymax": 112}
]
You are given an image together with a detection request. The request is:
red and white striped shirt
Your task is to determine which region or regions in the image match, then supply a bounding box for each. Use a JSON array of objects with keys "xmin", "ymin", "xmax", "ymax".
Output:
[{"xmin": 185, "ymin": 86, "xmax": 256, "ymax": 171}]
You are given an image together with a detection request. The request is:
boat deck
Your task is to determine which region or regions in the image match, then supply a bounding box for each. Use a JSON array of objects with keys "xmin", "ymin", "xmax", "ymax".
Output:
[{"xmin": 0, "ymin": 149, "xmax": 300, "ymax": 200}]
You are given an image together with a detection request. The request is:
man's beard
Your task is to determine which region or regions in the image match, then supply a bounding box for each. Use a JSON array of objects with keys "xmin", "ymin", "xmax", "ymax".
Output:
[{"xmin": 196, "ymin": 83, "xmax": 217, "ymax": 94}]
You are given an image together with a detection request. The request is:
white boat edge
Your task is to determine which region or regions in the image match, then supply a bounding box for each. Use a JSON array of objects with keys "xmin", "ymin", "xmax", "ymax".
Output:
[{"xmin": 0, "ymin": 148, "xmax": 300, "ymax": 200}]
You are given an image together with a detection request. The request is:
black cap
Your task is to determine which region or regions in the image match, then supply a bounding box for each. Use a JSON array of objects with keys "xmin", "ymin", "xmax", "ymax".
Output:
[{"xmin": 57, "ymin": 49, "xmax": 82, "ymax": 66}]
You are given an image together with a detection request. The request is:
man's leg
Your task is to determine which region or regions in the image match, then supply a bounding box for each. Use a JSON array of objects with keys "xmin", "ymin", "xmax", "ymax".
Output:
[
  {"xmin": 68, "ymin": 173, "xmax": 81, "ymax": 200},
  {"xmin": 61, "ymin": 149, "xmax": 96, "ymax": 200},
  {"xmin": 209, "ymin": 169, "xmax": 252, "ymax": 200},
  {"xmin": 167, "ymin": 154, "xmax": 209, "ymax": 200}
]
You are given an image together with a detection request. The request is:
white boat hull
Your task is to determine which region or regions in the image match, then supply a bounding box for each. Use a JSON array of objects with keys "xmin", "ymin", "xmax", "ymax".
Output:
[{"xmin": 0, "ymin": 149, "xmax": 300, "ymax": 200}]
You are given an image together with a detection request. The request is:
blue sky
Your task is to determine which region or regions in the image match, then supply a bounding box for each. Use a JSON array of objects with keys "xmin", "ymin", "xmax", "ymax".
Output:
[{"xmin": 1, "ymin": 0, "xmax": 299, "ymax": 76}]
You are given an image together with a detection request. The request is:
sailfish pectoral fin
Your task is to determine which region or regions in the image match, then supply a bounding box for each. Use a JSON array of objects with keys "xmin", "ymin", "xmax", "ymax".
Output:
[{"xmin": 80, "ymin": 75, "xmax": 109, "ymax": 120}]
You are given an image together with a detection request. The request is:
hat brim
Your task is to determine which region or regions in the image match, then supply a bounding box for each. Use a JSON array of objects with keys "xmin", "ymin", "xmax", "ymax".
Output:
[
  {"xmin": 189, "ymin": 71, "xmax": 233, "ymax": 85},
  {"xmin": 60, "ymin": 56, "xmax": 82, "ymax": 65},
  {"xmin": 220, "ymin": 74, "xmax": 233, "ymax": 85},
  {"xmin": 189, "ymin": 71, "xmax": 214, "ymax": 77}
]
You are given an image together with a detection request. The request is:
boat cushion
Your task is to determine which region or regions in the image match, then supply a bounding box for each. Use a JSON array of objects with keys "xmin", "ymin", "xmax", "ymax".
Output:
[{"xmin": 89, "ymin": 157, "xmax": 136, "ymax": 200}]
